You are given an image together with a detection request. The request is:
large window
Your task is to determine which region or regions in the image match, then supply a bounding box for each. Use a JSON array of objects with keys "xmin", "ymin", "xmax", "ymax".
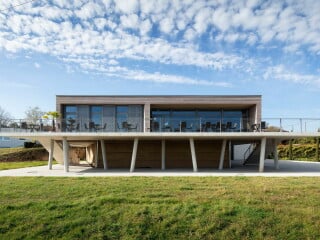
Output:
[
  {"xmin": 90, "ymin": 106, "xmax": 103, "ymax": 125},
  {"xmin": 64, "ymin": 106, "xmax": 78, "ymax": 120},
  {"xmin": 116, "ymin": 106, "xmax": 128, "ymax": 129},
  {"xmin": 151, "ymin": 108, "xmax": 246, "ymax": 132},
  {"xmin": 171, "ymin": 111, "xmax": 196, "ymax": 131},
  {"xmin": 222, "ymin": 111, "xmax": 243, "ymax": 131}
]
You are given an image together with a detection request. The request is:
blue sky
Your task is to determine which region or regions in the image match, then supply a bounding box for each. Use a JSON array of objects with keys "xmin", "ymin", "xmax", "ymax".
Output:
[{"xmin": 0, "ymin": 0, "xmax": 320, "ymax": 118}]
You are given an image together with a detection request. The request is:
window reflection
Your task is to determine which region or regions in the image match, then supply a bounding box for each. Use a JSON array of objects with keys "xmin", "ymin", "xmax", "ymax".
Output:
[
  {"xmin": 91, "ymin": 106, "xmax": 103, "ymax": 125},
  {"xmin": 116, "ymin": 106, "xmax": 128, "ymax": 130},
  {"xmin": 151, "ymin": 109, "xmax": 245, "ymax": 132},
  {"xmin": 64, "ymin": 106, "xmax": 77, "ymax": 120}
]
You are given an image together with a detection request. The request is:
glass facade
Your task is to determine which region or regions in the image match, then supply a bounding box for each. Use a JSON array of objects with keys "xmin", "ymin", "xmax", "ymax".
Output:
[
  {"xmin": 64, "ymin": 106, "xmax": 78, "ymax": 120},
  {"xmin": 116, "ymin": 106, "xmax": 128, "ymax": 130},
  {"xmin": 61, "ymin": 104, "xmax": 249, "ymax": 132},
  {"xmin": 90, "ymin": 106, "xmax": 103, "ymax": 125},
  {"xmin": 151, "ymin": 109, "xmax": 248, "ymax": 132}
]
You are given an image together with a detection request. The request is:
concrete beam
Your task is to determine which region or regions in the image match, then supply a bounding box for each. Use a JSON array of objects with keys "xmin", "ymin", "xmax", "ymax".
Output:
[
  {"xmin": 130, "ymin": 138, "xmax": 139, "ymax": 172},
  {"xmin": 161, "ymin": 139, "xmax": 165, "ymax": 170},
  {"xmin": 48, "ymin": 139, "xmax": 54, "ymax": 170},
  {"xmin": 189, "ymin": 138, "xmax": 198, "ymax": 172},
  {"xmin": 100, "ymin": 140, "xmax": 107, "ymax": 170},
  {"xmin": 273, "ymin": 139, "xmax": 279, "ymax": 170},
  {"xmin": 259, "ymin": 137, "xmax": 267, "ymax": 172},
  {"xmin": 219, "ymin": 139, "xmax": 227, "ymax": 170},
  {"xmin": 62, "ymin": 137, "xmax": 69, "ymax": 172}
]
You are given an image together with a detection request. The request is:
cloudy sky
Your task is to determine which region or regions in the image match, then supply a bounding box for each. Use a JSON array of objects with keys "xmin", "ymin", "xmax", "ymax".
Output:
[{"xmin": 0, "ymin": 0, "xmax": 319, "ymax": 118}]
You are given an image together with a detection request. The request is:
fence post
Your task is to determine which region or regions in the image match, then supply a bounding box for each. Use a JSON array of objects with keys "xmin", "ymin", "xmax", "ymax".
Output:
[{"xmin": 316, "ymin": 137, "xmax": 319, "ymax": 162}]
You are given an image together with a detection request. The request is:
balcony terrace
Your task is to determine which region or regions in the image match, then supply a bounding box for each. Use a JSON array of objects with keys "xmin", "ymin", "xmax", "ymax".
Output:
[{"xmin": 1, "ymin": 117, "xmax": 320, "ymax": 133}]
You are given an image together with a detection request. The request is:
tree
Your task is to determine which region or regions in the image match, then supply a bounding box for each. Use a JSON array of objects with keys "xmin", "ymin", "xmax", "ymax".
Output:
[
  {"xmin": 0, "ymin": 106, "xmax": 12, "ymax": 127},
  {"xmin": 25, "ymin": 107, "xmax": 45, "ymax": 124},
  {"xmin": 43, "ymin": 111, "xmax": 60, "ymax": 131}
]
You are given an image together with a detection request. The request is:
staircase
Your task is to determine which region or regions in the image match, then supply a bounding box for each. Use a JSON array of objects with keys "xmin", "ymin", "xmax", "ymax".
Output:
[{"xmin": 243, "ymin": 139, "xmax": 274, "ymax": 165}]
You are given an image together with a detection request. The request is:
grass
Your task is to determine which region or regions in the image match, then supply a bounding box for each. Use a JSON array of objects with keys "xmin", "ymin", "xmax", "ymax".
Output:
[
  {"xmin": 0, "ymin": 147, "xmax": 27, "ymax": 155},
  {"xmin": 0, "ymin": 147, "xmax": 52, "ymax": 170},
  {"xmin": 0, "ymin": 161, "xmax": 55, "ymax": 170},
  {"xmin": 0, "ymin": 177, "xmax": 320, "ymax": 239}
]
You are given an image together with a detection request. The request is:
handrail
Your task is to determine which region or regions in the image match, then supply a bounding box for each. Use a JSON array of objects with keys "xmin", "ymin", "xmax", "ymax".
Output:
[
  {"xmin": 0, "ymin": 117, "xmax": 320, "ymax": 133},
  {"xmin": 243, "ymin": 143, "xmax": 257, "ymax": 164}
]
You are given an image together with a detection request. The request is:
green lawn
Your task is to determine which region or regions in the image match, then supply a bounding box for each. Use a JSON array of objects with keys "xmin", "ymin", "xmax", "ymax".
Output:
[
  {"xmin": 0, "ymin": 161, "xmax": 52, "ymax": 170},
  {"xmin": 0, "ymin": 177, "xmax": 319, "ymax": 239},
  {"xmin": 0, "ymin": 147, "xmax": 26, "ymax": 155}
]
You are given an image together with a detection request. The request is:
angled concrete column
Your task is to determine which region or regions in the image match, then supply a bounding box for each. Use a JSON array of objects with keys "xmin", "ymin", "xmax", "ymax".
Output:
[
  {"xmin": 273, "ymin": 139, "xmax": 279, "ymax": 170},
  {"xmin": 219, "ymin": 139, "xmax": 227, "ymax": 170},
  {"xmin": 95, "ymin": 141, "xmax": 99, "ymax": 168},
  {"xmin": 189, "ymin": 138, "xmax": 198, "ymax": 172},
  {"xmin": 62, "ymin": 137, "xmax": 69, "ymax": 172},
  {"xmin": 130, "ymin": 138, "xmax": 139, "ymax": 172},
  {"xmin": 100, "ymin": 140, "xmax": 107, "ymax": 170},
  {"xmin": 259, "ymin": 137, "xmax": 267, "ymax": 172},
  {"xmin": 161, "ymin": 139, "xmax": 166, "ymax": 170},
  {"xmin": 48, "ymin": 139, "xmax": 54, "ymax": 170}
]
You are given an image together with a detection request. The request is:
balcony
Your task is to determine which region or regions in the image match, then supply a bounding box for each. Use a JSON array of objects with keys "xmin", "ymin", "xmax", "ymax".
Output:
[{"xmin": 0, "ymin": 118, "xmax": 320, "ymax": 133}]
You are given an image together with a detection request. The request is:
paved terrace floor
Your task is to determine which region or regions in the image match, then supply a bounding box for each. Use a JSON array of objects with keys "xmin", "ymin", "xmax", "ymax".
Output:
[{"xmin": 1, "ymin": 160, "xmax": 320, "ymax": 177}]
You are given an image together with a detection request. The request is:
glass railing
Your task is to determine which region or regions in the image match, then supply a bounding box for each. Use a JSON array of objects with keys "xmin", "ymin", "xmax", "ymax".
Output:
[
  {"xmin": 150, "ymin": 117, "xmax": 241, "ymax": 132},
  {"xmin": 0, "ymin": 118, "xmax": 319, "ymax": 133},
  {"xmin": 0, "ymin": 118, "xmax": 142, "ymax": 133},
  {"xmin": 261, "ymin": 118, "xmax": 320, "ymax": 133}
]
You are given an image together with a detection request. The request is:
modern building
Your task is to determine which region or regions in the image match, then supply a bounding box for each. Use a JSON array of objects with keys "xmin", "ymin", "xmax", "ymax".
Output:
[
  {"xmin": 53, "ymin": 95, "xmax": 262, "ymax": 169},
  {"xmin": 2, "ymin": 95, "xmax": 319, "ymax": 173}
]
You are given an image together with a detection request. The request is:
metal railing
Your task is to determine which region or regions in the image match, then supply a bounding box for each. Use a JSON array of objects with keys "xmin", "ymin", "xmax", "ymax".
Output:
[
  {"xmin": 0, "ymin": 118, "xmax": 141, "ymax": 133},
  {"xmin": 0, "ymin": 117, "xmax": 320, "ymax": 133}
]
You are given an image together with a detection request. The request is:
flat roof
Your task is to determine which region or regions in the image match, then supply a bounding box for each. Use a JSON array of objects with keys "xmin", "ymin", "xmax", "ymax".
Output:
[{"xmin": 56, "ymin": 95, "xmax": 262, "ymax": 98}]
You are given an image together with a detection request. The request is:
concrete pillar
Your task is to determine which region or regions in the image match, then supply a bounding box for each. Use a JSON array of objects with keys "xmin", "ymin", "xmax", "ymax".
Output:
[
  {"xmin": 48, "ymin": 139, "xmax": 54, "ymax": 170},
  {"xmin": 219, "ymin": 139, "xmax": 227, "ymax": 170},
  {"xmin": 189, "ymin": 138, "xmax": 198, "ymax": 172},
  {"xmin": 100, "ymin": 140, "xmax": 107, "ymax": 170},
  {"xmin": 259, "ymin": 137, "xmax": 267, "ymax": 172},
  {"xmin": 161, "ymin": 139, "xmax": 165, "ymax": 170},
  {"xmin": 130, "ymin": 138, "xmax": 139, "ymax": 172},
  {"xmin": 95, "ymin": 141, "xmax": 99, "ymax": 168},
  {"xmin": 63, "ymin": 137, "xmax": 69, "ymax": 172},
  {"xmin": 273, "ymin": 139, "xmax": 279, "ymax": 170}
]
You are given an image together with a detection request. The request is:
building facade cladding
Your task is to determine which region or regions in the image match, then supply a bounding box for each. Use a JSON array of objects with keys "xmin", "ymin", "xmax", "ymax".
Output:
[{"xmin": 56, "ymin": 95, "xmax": 261, "ymax": 133}]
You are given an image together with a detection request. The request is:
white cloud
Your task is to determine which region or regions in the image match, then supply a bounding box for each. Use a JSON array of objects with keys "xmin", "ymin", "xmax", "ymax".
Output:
[
  {"xmin": 75, "ymin": 2, "xmax": 103, "ymax": 19},
  {"xmin": 62, "ymin": 55, "xmax": 232, "ymax": 87},
  {"xmin": 139, "ymin": 19, "xmax": 152, "ymax": 36},
  {"xmin": 264, "ymin": 65, "xmax": 320, "ymax": 87},
  {"xmin": 1, "ymin": 0, "xmax": 320, "ymax": 88},
  {"xmin": 115, "ymin": 0, "xmax": 139, "ymax": 14},
  {"xmin": 159, "ymin": 18, "xmax": 174, "ymax": 34},
  {"xmin": 184, "ymin": 28, "xmax": 197, "ymax": 41},
  {"xmin": 120, "ymin": 14, "xmax": 140, "ymax": 30},
  {"xmin": 193, "ymin": 7, "xmax": 211, "ymax": 34}
]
